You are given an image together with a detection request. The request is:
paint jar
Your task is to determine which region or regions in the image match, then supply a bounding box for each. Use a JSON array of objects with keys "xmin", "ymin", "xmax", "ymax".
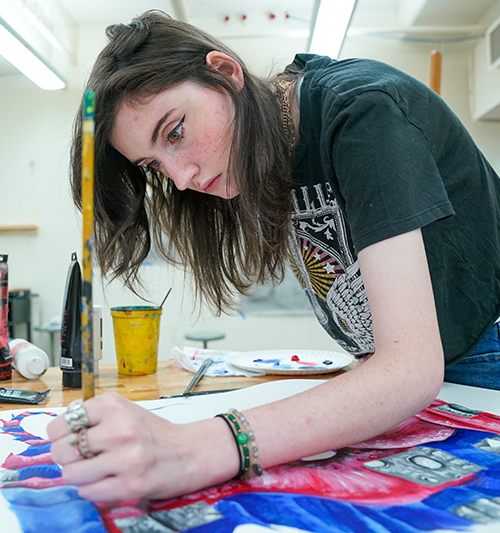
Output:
[
  {"xmin": 110, "ymin": 306, "xmax": 162, "ymax": 375},
  {"xmin": 9, "ymin": 339, "xmax": 50, "ymax": 379}
]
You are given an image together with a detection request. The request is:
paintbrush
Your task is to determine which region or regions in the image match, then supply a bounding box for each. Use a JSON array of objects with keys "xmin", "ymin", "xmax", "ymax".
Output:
[
  {"xmin": 160, "ymin": 287, "xmax": 172, "ymax": 308},
  {"xmin": 182, "ymin": 358, "xmax": 213, "ymax": 397},
  {"xmin": 81, "ymin": 90, "xmax": 95, "ymax": 401},
  {"xmin": 160, "ymin": 388, "xmax": 241, "ymax": 399}
]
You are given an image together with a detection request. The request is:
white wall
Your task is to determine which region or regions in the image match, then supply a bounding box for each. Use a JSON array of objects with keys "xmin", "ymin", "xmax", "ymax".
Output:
[
  {"xmin": 1, "ymin": 12, "xmax": 500, "ymax": 367},
  {"xmin": 340, "ymin": 29, "xmax": 500, "ymax": 171}
]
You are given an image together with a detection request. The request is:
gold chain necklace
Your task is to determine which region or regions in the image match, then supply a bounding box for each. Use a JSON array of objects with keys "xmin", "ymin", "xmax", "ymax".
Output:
[{"xmin": 274, "ymin": 80, "xmax": 296, "ymax": 153}]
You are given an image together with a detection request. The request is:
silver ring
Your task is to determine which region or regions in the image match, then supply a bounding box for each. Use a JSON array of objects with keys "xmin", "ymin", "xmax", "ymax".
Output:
[
  {"xmin": 65, "ymin": 401, "xmax": 90, "ymax": 433},
  {"xmin": 67, "ymin": 429, "xmax": 95, "ymax": 459}
]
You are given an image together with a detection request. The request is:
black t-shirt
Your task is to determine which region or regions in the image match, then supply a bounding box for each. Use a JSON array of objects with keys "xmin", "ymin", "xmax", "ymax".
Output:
[{"xmin": 289, "ymin": 54, "xmax": 500, "ymax": 365}]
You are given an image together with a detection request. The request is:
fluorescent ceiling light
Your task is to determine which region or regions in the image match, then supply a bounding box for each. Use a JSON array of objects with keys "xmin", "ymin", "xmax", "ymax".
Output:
[
  {"xmin": 309, "ymin": 0, "xmax": 357, "ymax": 58},
  {"xmin": 0, "ymin": 18, "xmax": 66, "ymax": 90}
]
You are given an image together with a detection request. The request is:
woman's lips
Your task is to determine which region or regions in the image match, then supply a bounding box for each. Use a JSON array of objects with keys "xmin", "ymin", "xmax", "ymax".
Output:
[{"xmin": 202, "ymin": 174, "xmax": 222, "ymax": 194}]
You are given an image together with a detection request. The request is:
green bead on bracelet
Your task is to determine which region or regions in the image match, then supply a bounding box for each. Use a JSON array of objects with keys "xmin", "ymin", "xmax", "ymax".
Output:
[{"xmin": 237, "ymin": 432, "xmax": 249, "ymax": 445}]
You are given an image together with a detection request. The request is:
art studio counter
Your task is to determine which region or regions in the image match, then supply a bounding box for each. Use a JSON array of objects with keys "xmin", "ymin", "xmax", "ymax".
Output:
[{"xmin": 1, "ymin": 360, "xmax": 342, "ymax": 410}]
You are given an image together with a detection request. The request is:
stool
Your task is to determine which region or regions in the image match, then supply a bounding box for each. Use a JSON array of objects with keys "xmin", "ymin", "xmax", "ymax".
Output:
[
  {"xmin": 35, "ymin": 322, "xmax": 61, "ymax": 367},
  {"xmin": 184, "ymin": 331, "xmax": 225, "ymax": 350}
]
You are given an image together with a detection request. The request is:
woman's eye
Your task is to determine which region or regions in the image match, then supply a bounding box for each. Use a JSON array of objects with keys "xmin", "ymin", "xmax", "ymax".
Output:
[
  {"xmin": 148, "ymin": 159, "xmax": 160, "ymax": 170},
  {"xmin": 167, "ymin": 115, "xmax": 185, "ymax": 145}
]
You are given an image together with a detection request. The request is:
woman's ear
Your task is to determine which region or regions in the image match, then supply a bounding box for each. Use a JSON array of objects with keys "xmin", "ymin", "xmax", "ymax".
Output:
[{"xmin": 206, "ymin": 51, "xmax": 244, "ymax": 90}]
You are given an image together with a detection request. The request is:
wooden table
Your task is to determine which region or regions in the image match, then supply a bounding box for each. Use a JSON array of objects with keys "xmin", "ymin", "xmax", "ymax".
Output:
[{"xmin": 1, "ymin": 360, "xmax": 344, "ymax": 411}]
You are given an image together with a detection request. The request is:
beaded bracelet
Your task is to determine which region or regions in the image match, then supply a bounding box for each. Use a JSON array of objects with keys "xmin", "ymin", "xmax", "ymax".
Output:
[
  {"xmin": 215, "ymin": 413, "xmax": 243, "ymax": 479},
  {"xmin": 229, "ymin": 408, "xmax": 263, "ymax": 479},
  {"xmin": 216, "ymin": 408, "xmax": 263, "ymax": 479}
]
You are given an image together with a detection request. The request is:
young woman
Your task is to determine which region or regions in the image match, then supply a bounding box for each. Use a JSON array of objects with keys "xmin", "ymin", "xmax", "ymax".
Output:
[{"xmin": 48, "ymin": 10, "xmax": 500, "ymax": 502}]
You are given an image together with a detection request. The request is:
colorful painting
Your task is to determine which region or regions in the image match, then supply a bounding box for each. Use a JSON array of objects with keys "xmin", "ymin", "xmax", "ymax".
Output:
[{"xmin": 2, "ymin": 387, "xmax": 500, "ymax": 532}]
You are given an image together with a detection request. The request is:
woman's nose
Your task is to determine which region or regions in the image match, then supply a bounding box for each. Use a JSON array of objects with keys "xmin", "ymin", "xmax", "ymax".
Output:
[{"xmin": 162, "ymin": 160, "xmax": 199, "ymax": 191}]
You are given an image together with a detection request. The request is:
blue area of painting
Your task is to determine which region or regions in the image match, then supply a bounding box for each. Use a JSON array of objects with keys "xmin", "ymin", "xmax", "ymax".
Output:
[
  {"xmin": 419, "ymin": 428, "xmax": 500, "ymax": 516},
  {"xmin": 19, "ymin": 443, "xmax": 52, "ymax": 456},
  {"xmin": 2, "ymin": 486, "xmax": 107, "ymax": 533},
  {"xmin": 1, "ymin": 435, "xmax": 42, "ymax": 442},
  {"xmin": 18, "ymin": 464, "xmax": 62, "ymax": 480},
  {"xmin": 0, "ymin": 426, "xmax": 29, "ymax": 433},
  {"xmin": 381, "ymin": 503, "xmax": 471, "ymax": 532},
  {"xmin": 206, "ymin": 492, "xmax": 472, "ymax": 533}
]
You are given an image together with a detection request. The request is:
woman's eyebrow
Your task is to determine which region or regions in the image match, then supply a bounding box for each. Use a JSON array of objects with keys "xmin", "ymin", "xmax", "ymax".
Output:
[
  {"xmin": 130, "ymin": 108, "xmax": 177, "ymax": 166},
  {"xmin": 151, "ymin": 109, "xmax": 175, "ymax": 144}
]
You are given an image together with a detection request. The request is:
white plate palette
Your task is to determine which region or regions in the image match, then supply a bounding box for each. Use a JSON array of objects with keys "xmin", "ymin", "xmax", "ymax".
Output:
[{"xmin": 227, "ymin": 349, "xmax": 354, "ymax": 375}]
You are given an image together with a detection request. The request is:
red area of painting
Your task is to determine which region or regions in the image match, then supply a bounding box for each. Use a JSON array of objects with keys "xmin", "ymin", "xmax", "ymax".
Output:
[
  {"xmin": 0, "ymin": 430, "xmax": 33, "ymax": 437},
  {"xmin": 24, "ymin": 439, "xmax": 51, "ymax": 446},
  {"xmin": 1, "ymin": 419, "xmax": 21, "ymax": 427},
  {"xmin": 3, "ymin": 452, "xmax": 53, "ymax": 469},
  {"xmin": 6, "ymin": 477, "xmax": 67, "ymax": 490},
  {"xmin": 417, "ymin": 398, "xmax": 500, "ymax": 434}
]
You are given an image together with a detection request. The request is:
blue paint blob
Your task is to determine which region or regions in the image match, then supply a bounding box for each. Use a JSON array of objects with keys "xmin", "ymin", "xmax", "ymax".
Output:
[
  {"xmin": 4, "ymin": 435, "xmax": 40, "ymax": 442},
  {"xmin": 2, "ymin": 486, "xmax": 107, "ymax": 533},
  {"xmin": 254, "ymin": 358, "xmax": 283, "ymax": 366},
  {"xmin": 212, "ymin": 492, "xmax": 472, "ymax": 533},
  {"xmin": 20, "ymin": 443, "xmax": 52, "ymax": 456},
  {"xmin": 18, "ymin": 464, "xmax": 62, "ymax": 480},
  {"xmin": 0, "ymin": 426, "xmax": 27, "ymax": 433}
]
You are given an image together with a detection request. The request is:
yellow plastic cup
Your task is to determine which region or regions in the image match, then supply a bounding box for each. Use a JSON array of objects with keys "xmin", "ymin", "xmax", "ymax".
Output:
[{"xmin": 110, "ymin": 306, "xmax": 162, "ymax": 375}]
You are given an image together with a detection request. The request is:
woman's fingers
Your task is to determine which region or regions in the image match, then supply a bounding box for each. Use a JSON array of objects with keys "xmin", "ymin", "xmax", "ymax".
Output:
[
  {"xmin": 46, "ymin": 393, "xmax": 216, "ymax": 502},
  {"xmin": 48, "ymin": 393, "xmax": 131, "ymax": 469},
  {"xmin": 51, "ymin": 425, "xmax": 101, "ymax": 465},
  {"xmin": 61, "ymin": 452, "xmax": 115, "ymax": 486},
  {"xmin": 49, "ymin": 394, "xmax": 158, "ymax": 482},
  {"xmin": 48, "ymin": 393, "xmax": 133, "ymax": 441},
  {"xmin": 55, "ymin": 421, "xmax": 161, "ymax": 500},
  {"xmin": 74, "ymin": 473, "xmax": 150, "ymax": 503}
]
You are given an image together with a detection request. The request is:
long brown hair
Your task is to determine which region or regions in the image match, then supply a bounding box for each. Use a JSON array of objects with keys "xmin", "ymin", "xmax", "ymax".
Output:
[{"xmin": 70, "ymin": 10, "xmax": 295, "ymax": 314}]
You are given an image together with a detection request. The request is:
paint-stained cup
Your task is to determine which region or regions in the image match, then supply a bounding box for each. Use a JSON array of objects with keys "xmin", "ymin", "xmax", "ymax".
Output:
[{"xmin": 111, "ymin": 306, "xmax": 162, "ymax": 375}]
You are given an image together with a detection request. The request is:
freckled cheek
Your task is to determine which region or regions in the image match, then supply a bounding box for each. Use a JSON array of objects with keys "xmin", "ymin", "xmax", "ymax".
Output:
[
  {"xmin": 190, "ymin": 123, "xmax": 232, "ymax": 164},
  {"xmin": 197, "ymin": 138, "xmax": 229, "ymax": 161}
]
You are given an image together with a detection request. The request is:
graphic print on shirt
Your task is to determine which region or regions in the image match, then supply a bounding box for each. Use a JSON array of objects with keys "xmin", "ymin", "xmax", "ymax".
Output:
[{"xmin": 290, "ymin": 182, "xmax": 374, "ymax": 355}]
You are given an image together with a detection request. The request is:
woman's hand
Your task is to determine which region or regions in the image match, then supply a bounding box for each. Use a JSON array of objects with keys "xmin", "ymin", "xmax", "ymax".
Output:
[{"xmin": 47, "ymin": 393, "xmax": 239, "ymax": 502}]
